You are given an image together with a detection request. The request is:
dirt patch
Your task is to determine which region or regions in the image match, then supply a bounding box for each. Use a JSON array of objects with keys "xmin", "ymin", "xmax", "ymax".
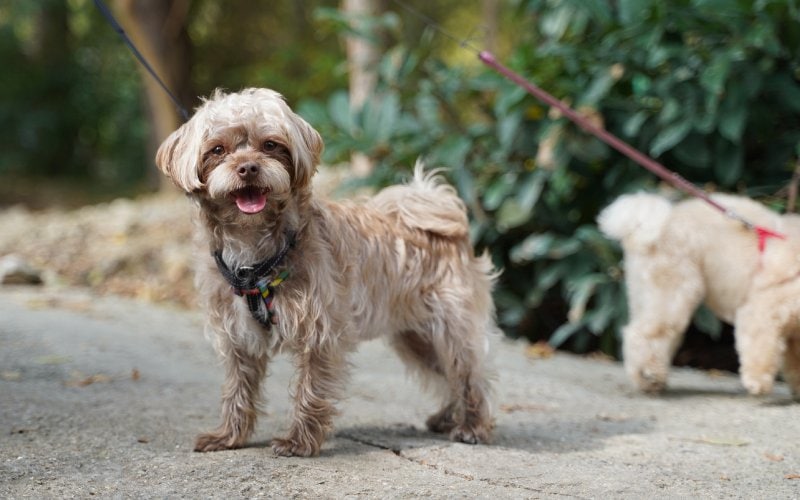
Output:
[
  {"xmin": 0, "ymin": 194, "xmax": 196, "ymax": 307},
  {"xmin": 0, "ymin": 168, "xmax": 353, "ymax": 308}
]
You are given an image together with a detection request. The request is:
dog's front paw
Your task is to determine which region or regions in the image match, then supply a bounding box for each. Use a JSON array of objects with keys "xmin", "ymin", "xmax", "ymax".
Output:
[
  {"xmin": 271, "ymin": 436, "xmax": 320, "ymax": 457},
  {"xmin": 426, "ymin": 405, "xmax": 456, "ymax": 434},
  {"xmin": 194, "ymin": 431, "xmax": 243, "ymax": 452},
  {"xmin": 632, "ymin": 369, "xmax": 667, "ymax": 394},
  {"xmin": 741, "ymin": 372, "xmax": 774, "ymax": 396},
  {"xmin": 449, "ymin": 424, "xmax": 491, "ymax": 445}
]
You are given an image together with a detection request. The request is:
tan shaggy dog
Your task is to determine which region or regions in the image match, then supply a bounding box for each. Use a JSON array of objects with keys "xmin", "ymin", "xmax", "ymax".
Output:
[
  {"xmin": 598, "ymin": 192, "xmax": 800, "ymax": 397},
  {"xmin": 155, "ymin": 88, "xmax": 499, "ymax": 457}
]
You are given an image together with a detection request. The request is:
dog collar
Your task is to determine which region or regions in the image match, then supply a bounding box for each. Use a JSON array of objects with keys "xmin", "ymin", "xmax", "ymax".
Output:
[{"xmin": 213, "ymin": 232, "xmax": 296, "ymax": 329}]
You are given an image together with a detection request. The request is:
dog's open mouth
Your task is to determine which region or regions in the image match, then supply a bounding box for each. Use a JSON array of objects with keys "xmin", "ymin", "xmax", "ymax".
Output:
[{"xmin": 231, "ymin": 186, "xmax": 268, "ymax": 214}]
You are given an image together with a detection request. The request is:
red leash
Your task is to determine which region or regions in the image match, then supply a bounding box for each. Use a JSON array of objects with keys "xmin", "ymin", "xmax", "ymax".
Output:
[{"xmin": 477, "ymin": 50, "xmax": 786, "ymax": 248}]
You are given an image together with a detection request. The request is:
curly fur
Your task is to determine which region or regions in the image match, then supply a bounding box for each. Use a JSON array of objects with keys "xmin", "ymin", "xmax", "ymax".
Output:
[
  {"xmin": 599, "ymin": 192, "xmax": 800, "ymax": 396},
  {"xmin": 156, "ymin": 88, "xmax": 499, "ymax": 456}
]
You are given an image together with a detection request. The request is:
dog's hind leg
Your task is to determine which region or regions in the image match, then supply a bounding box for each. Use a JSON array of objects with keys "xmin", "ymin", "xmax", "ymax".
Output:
[
  {"xmin": 622, "ymin": 258, "xmax": 704, "ymax": 393},
  {"xmin": 421, "ymin": 309, "xmax": 493, "ymax": 444},
  {"xmin": 389, "ymin": 330, "xmax": 456, "ymax": 433},
  {"xmin": 623, "ymin": 319, "xmax": 688, "ymax": 394},
  {"xmin": 392, "ymin": 312, "xmax": 493, "ymax": 444},
  {"xmin": 735, "ymin": 294, "xmax": 790, "ymax": 396}
]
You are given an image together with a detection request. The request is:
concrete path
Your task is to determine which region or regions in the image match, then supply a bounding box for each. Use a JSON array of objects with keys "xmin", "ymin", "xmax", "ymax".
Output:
[{"xmin": 1, "ymin": 286, "xmax": 798, "ymax": 498}]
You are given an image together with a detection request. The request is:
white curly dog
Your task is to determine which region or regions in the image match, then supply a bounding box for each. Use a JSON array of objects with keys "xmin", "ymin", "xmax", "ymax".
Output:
[{"xmin": 599, "ymin": 192, "xmax": 800, "ymax": 396}]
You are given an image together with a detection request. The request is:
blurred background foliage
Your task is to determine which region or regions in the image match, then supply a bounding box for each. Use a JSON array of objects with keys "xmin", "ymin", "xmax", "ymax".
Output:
[
  {"xmin": 305, "ymin": 0, "xmax": 800, "ymax": 356},
  {"xmin": 2, "ymin": 0, "xmax": 799, "ymax": 361}
]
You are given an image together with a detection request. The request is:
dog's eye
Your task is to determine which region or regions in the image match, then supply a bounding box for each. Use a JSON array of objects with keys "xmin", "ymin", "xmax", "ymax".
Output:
[
  {"xmin": 210, "ymin": 145, "xmax": 225, "ymax": 155},
  {"xmin": 263, "ymin": 140, "xmax": 278, "ymax": 152}
]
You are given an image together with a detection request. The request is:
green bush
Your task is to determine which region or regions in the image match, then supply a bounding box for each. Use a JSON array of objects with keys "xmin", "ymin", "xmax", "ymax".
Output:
[
  {"xmin": 0, "ymin": 1, "xmax": 147, "ymax": 188},
  {"xmin": 307, "ymin": 0, "xmax": 800, "ymax": 356}
]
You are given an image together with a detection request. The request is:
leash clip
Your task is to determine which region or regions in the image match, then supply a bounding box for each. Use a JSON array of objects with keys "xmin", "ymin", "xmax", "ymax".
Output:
[{"xmin": 235, "ymin": 265, "xmax": 255, "ymax": 284}]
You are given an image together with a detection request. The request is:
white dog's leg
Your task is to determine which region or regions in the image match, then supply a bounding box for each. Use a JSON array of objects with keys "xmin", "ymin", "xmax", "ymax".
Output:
[
  {"xmin": 622, "ymin": 259, "xmax": 704, "ymax": 393},
  {"xmin": 735, "ymin": 296, "xmax": 788, "ymax": 396},
  {"xmin": 623, "ymin": 321, "xmax": 686, "ymax": 393}
]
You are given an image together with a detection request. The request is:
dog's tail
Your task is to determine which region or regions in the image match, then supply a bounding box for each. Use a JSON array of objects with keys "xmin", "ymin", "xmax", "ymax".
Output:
[
  {"xmin": 597, "ymin": 192, "xmax": 673, "ymax": 249},
  {"xmin": 368, "ymin": 160, "xmax": 469, "ymax": 239}
]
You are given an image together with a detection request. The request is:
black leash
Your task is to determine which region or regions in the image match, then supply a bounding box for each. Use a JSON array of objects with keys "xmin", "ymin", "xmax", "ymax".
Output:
[
  {"xmin": 93, "ymin": 0, "xmax": 190, "ymax": 121},
  {"xmin": 96, "ymin": 1, "xmax": 306, "ymax": 323},
  {"xmin": 213, "ymin": 232, "xmax": 296, "ymax": 328}
]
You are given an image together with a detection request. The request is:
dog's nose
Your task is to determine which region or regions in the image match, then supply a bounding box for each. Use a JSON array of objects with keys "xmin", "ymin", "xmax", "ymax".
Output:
[{"xmin": 237, "ymin": 163, "xmax": 260, "ymax": 179}]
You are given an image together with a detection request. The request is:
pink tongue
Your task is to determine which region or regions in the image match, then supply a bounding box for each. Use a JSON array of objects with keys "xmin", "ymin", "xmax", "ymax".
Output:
[{"xmin": 234, "ymin": 190, "xmax": 267, "ymax": 214}]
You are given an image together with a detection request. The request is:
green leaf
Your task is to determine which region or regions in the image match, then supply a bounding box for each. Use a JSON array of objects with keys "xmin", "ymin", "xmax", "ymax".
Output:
[
  {"xmin": 495, "ymin": 289, "xmax": 525, "ymax": 325},
  {"xmin": 713, "ymin": 139, "xmax": 743, "ymax": 187},
  {"xmin": 497, "ymin": 198, "xmax": 530, "ymax": 231},
  {"xmin": 541, "ymin": 5, "xmax": 574, "ymax": 39},
  {"xmin": 580, "ymin": 67, "xmax": 616, "ymax": 106},
  {"xmin": 515, "ymin": 170, "xmax": 547, "ymax": 215},
  {"xmin": 585, "ymin": 285, "xmax": 619, "ymax": 334},
  {"xmin": 693, "ymin": 305, "xmax": 722, "ymax": 339},
  {"xmin": 536, "ymin": 261, "xmax": 568, "ymax": 291},
  {"xmin": 432, "ymin": 136, "xmax": 471, "ymax": 170},
  {"xmin": 483, "ymin": 173, "xmax": 517, "ymax": 211},
  {"xmin": 498, "ymin": 113, "xmax": 523, "ymax": 153},
  {"xmin": 765, "ymin": 73, "xmax": 800, "ymax": 113},
  {"xmin": 510, "ymin": 233, "xmax": 555, "ymax": 263},
  {"xmin": 658, "ymin": 98, "xmax": 681, "ymax": 125},
  {"xmin": 650, "ymin": 120, "xmax": 692, "ymax": 157},
  {"xmin": 694, "ymin": 93, "xmax": 720, "ymax": 134},
  {"xmin": 524, "ymin": 287, "xmax": 546, "ymax": 308},
  {"xmin": 672, "ymin": 133, "xmax": 711, "ymax": 168},
  {"xmin": 718, "ymin": 101, "xmax": 748, "ymax": 142},
  {"xmin": 566, "ymin": 274, "xmax": 606, "ymax": 324},
  {"xmin": 451, "ymin": 163, "xmax": 476, "ymax": 207},
  {"xmin": 494, "ymin": 86, "xmax": 527, "ymax": 116},
  {"xmin": 623, "ymin": 111, "xmax": 649, "ymax": 137},
  {"xmin": 618, "ymin": 0, "xmax": 655, "ymax": 25},
  {"xmin": 373, "ymin": 93, "xmax": 400, "ymax": 143},
  {"xmin": 549, "ymin": 321, "xmax": 584, "ymax": 348},
  {"xmin": 415, "ymin": 93, "xmax": 443, "ymax": 133},
  {"xmin": 718, "ymin": 81, "xmax": 749, "ymax": 141},
  {"xmin": 511, "ymin": 233, "xmax": 583, "ymax": 264},
  {"xmin": 548, "ymin": 238, "xmax": 581, "ymax": 259},
  {"xmin": 327, "ymin": 91, "xmax": 355, "ymax": 135},
  {"xmin": 632, "ymin": 74, "xmax": 652, "ymax": 95},
  {"xmin": 700, "ymin": 53, "xmax": 731, "ymax": 95},
  {"xmin": 743, "ymin": 18, "xmax": 780, "ymax": 54}
]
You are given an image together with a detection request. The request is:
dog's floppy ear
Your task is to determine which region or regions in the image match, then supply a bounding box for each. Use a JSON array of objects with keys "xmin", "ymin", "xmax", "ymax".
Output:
[
  {"xmin": 287, "ymin": 113, "xmax": 323, "ymax": 189},
  {"xmin": 155, "ymin": 116, "xmax": 205, "ymax": 193}
]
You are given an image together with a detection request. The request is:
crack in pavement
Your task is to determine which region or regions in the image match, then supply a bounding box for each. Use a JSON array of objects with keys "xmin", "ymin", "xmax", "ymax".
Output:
[{"xmin": 335, "ymin": 432, "xmax": 588, "ymax": 498}]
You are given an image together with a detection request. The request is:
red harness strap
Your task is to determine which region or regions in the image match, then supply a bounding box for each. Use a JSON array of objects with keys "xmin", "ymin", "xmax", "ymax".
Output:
[{"xmin": 755, "ymin": 226, "xmax": 786, "ymax": 253}]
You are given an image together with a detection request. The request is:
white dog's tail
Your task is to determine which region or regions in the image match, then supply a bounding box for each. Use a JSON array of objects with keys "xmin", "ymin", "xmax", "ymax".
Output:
[
  {"xmin": 368, "ymin": 160, "xmax": 469, "ymax": 239},
  {"xmin": 597, "ymin": 192, "xmax": 673, "ymax": 249}
]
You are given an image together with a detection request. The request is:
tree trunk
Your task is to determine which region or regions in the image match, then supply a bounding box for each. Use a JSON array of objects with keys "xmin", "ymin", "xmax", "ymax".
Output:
[
  {"xmin": 113, "ymin": 0, "xmax": 193, "ymax": 191},
  {"xmin": 342, "ymin": 0, "xmax": 380, "ymax": 176},
  {"xmin": 30, "ymin": 1, "xmax": 79, "ymax": 176}
]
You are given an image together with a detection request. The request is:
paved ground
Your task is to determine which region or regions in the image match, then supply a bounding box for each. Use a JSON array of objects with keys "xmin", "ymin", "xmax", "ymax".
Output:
[{"xmin": 1, "ymin": 286, "xmax": 799, "ymax": 498}]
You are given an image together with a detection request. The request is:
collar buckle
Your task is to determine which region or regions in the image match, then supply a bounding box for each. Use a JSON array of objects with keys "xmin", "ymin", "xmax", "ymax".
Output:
[
  {"xmin": 212, "ymin": 231, "xmax": 297, "ymax": 329},
  {"xmin": 235, "ymin": 265, "xmax": 256, "ymax": 284}
]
